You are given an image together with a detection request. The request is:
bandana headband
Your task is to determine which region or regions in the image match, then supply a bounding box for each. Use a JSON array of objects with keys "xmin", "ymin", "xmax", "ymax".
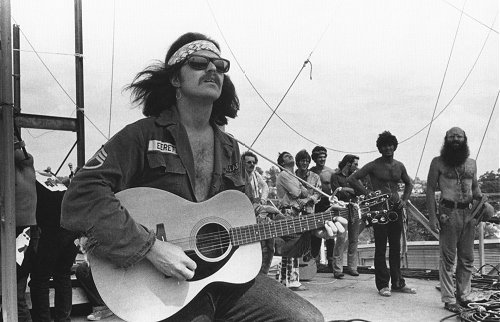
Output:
[{"xmin": 167, "ymin": 40, "xmax": 221, "ymax": 66}]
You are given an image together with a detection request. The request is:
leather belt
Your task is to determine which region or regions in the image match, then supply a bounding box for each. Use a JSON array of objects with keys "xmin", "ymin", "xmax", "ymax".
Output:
[{"xmin": 441, "ymin": 199, "xmax": 472, "ymax": 210}]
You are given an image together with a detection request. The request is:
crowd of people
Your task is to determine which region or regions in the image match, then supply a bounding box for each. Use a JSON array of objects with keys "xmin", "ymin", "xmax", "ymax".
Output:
[{"xmin": 2, "ymin": 31, "xmax": 496, "ymax": 322}]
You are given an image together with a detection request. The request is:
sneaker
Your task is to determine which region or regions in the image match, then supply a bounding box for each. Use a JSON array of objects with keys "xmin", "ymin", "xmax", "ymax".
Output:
[
  {"xmin": 391, "ymin": 285, "xmax": 417, "ymax": 294},
  {"xmin": 87, "ymin": 306, "xmax": 114, "ymax": 321},
  {"xmin": 378, "ymin": 287, "xmax": 391, "ymax": 297},
  {"xmin": 344, "ymin": 268, "xmax": 360, "ymax": 276},
  {"xmin": 444, "ymin": 302, "xmax": 464, "ymax": 313},
  {"xmin": 290, "ymin": 284, "xmax": 308, "ymax": 291},
  {"xmin": 334, "ymin": 272, "xmax": 345, "ymax": 279}
]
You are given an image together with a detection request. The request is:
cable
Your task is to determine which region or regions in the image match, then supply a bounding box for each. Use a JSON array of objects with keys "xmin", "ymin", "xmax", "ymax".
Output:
[
  {"xmin": 399, "ymin": 11, "xmax": 497, "ymax": 146},
  {"xmin": 475, "ymin": 91, "xmax": 499, "ymax": 160},
  {"xmin": 440, "ymin": 0, "xmax": 499, "ymax": 34},
  {"xmin": 12, "ymin": 48, "xmax": 83, "ymax": 57},
  {"xmin": 249, "ymin": 60, "xmax": 310, "ymax": 148},
  {"xmin": 54, "ymin": 140, "xmax": 78, "ymax": 176},
  {"xmin": 414, "ymin": 0, "xmax": 465, "ymax": 179},
  {"xmin": 206, "ymin": 3, "xmax": 497, "ymax": 156},
  {"xmin": 205, "ymin": 0, "xmax": 365, "ymax": 153},
  {"xmin": 12, "ymin": 17, "xmax": 110, "ymax": 141}
]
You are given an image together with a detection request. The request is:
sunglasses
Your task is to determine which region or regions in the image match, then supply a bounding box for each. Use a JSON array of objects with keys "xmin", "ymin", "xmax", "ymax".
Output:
[
  {"xmin": 245, "ymin": 161, "xmax": 256, "ymax": 165},
  {"xmin": 185, "ymin": 54, "xmax": 230, "ymax": 73}
]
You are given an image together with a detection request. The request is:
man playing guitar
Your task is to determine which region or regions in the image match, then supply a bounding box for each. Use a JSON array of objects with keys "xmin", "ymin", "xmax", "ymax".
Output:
[{"xmin": 61, "ymin": 32, "xmax": 343, "ymax": 322}]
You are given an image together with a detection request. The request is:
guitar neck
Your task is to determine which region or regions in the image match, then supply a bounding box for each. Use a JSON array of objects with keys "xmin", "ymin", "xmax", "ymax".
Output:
[{"xmin": 230, "ymin": 208, "xmax": 350, "ymax": 246}]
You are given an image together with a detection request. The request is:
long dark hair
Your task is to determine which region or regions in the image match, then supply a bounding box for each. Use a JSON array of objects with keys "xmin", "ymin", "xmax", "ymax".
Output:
[{"xmin": 125, "ymin": 32, "xmax": 239, "ymax": 125}]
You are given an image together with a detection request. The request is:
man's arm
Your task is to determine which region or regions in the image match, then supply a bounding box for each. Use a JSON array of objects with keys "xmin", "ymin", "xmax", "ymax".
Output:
[
  {"xmin": 308, "ymin": 174, "xmax": 322, "ymax": 204},
  {"xmin": 348, "ymin": 164, "xmax": 372, "ymax": 196},
  {"xmin": 471, "ymin": 160, "xmax": 483, "ymax": 200},
  {"xmin": 331, "ymin": 173, "xmax": 354, "ymax": 200},
  {"xmin": 426, "ymin": 157, "xmax": 440, "ymax": 233},
  {"xmin": 400, "ymin": 163, "xmax": 413, "ymax": 206}
]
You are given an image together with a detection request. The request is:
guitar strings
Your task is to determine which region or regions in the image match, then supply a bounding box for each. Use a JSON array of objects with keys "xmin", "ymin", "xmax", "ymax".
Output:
[
  {"xmin": 168, "ymin": 198, "xmax": 386, "ymax": 253},
  {"xmin": 162, "ymin": 208, "xmax": 367, "ymax": 253}
]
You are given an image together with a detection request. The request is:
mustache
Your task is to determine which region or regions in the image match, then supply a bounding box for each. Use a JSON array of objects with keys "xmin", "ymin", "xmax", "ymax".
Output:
[{"xmin": 200, "ymin": 72, "xmax": 221, "ymax": 87}]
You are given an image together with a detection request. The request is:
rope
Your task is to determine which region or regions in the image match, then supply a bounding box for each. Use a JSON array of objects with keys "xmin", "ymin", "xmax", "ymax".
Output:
[
  {"xmin": 475, "ymin": 91, "xmax": 499, "ymax": 160},
  {"xmin": 107, "ymin": 0, "xmax": 117, "ymax": 139},
  {"xmin": 414, "ymin": 0, "xmax": 466, "ymax": 179}
]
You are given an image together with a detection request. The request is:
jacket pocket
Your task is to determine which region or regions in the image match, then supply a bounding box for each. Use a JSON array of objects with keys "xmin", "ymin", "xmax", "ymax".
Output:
[{"xmin": 146, "ymin": 153, "xmax": 186, "ymax": 174}]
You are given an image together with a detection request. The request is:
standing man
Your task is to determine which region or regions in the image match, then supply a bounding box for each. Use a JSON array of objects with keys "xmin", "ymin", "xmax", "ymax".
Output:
[
  {"xmin": 242, "ymin": 151, "xmax": 269, "ymax": 206},
  {"xmin": 348, "ymin": 131, "xmax": 416, "ymax": 297},
  {"xmin": 61, "ymin": 32, "xmax": 334, "ymax": 321},
  {"xmin": 426, "ymin": 127, "xmax": 484, "ymax": 313},
  {"xmin": 331, "ymin": 154, "xmax": 364, "ymax": 278},
  {"xmin": 275, "ymin": 151, "xmax": 313, "ymax": 291},
  {"xmin": 309, "ymin": 146, "xmax": 336, "ymax": 269},
  {"xmin": 241, "ymin": 151, "xmax": 278, "ymax": 275},
  {"xmin": 294, "ymin": 149, "xmax": 322, "ymax": 216}
]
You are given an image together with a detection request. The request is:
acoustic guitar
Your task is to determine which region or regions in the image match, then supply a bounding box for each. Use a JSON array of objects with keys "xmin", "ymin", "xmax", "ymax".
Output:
[{"xmin": 90, "ymin": 187, "xmax": 389, "ymax": 321}]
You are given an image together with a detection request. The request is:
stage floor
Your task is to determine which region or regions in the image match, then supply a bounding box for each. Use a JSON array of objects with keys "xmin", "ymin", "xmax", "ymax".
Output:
[{"xmin": 70, "ymin": 272, "xmax": 453, "ymax": 322}]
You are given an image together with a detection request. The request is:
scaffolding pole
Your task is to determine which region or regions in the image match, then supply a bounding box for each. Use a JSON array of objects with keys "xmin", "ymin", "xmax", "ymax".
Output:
[{"xmin": 0, "ymin": 0, "xmax": 19, "ymax": 320}]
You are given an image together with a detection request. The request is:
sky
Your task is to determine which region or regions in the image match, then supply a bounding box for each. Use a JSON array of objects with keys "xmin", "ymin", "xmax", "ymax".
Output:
[{"xmin": 9, "ymin": 0, "xmax": 499, "ymax": 181}]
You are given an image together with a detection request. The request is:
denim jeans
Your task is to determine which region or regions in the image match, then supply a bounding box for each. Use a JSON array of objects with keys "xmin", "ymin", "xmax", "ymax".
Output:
[
  {"xmin": 30, "ymin": 228, "xmax": 78, "ymax": 322},
  {"xmin": 373, "ymin": 209, "xmax": 405, "ymax": 291},
  {"xmin": 332, "ymin": 207, "xmax": 366, "ymax": 273},
  {"xmin": 165, "ymin": 274, "xmax": 324, "ymax": 322},
  {"xmin": 74, "ymin": 261, "xmax": 105, "ymax": 307},
  {"xmin": 438, "ymin": 205, "xmax": 475, "ymax": 304}
]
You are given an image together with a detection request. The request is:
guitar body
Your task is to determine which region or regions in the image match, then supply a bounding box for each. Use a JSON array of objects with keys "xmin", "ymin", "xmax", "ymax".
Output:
[{"xmin": 89, "ymin": 187, "xmax": 262, "ymax": 322}]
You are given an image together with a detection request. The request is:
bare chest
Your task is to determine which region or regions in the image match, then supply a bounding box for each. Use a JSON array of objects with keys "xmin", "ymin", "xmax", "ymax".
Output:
[
  {"xmin": 370, "ymin": 162, "xmax": 403, "ymax": 192},
  {"xmin": 188, "ymin": 131, "xmax": 215, "ymax": 201}
]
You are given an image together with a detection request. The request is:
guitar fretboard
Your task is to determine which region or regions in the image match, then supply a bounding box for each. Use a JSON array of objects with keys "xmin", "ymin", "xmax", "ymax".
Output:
[{"xmin": 230, "ymin": 208, "xmax": 350, "ymax": 246}]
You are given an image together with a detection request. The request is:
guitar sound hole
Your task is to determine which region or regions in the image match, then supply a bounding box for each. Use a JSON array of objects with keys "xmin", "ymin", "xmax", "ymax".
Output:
[{"xmin": 196, "ymin": 223, "xmax": 230, "ymax": 259}]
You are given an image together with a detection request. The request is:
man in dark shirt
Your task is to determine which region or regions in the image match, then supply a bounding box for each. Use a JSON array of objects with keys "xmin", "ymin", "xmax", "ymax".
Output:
[{"xmin": 330, "ymin": 154, "xmax": 365, "ymax": 278}]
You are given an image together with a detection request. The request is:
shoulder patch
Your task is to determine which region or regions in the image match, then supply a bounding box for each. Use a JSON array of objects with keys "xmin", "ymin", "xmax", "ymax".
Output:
[
  {"xmin": 83, "ymin": 147, "xmax": 108, "ymax": 170},
  {"xmin": 148, "ymin": 140, "xmax": 178, "ymax": 155}
]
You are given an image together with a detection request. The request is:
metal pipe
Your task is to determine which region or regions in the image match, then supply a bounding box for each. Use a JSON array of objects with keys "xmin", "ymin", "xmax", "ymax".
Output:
[
  {"xmin": 74, "ymin": 0, "xmax": 85, "ymax": 168},
  {"xmin": 0, "ymin": 0, "xmax": 19, "ymax": 319}
]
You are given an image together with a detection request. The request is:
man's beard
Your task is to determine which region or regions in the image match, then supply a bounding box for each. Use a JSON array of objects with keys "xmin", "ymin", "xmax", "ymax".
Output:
[{"xmin": 440, "ymin": 140, "xmax": 470, "ymax": 167}]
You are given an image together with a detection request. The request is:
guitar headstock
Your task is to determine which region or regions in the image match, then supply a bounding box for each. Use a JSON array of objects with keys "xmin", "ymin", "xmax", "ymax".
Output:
[
  {"xmin": 357, "ymin": 191, "xmax": 390, "ymax": 209},
  {"xmin": 354, "ymin": 191, "xmax": 399, "ymax": 224}
]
